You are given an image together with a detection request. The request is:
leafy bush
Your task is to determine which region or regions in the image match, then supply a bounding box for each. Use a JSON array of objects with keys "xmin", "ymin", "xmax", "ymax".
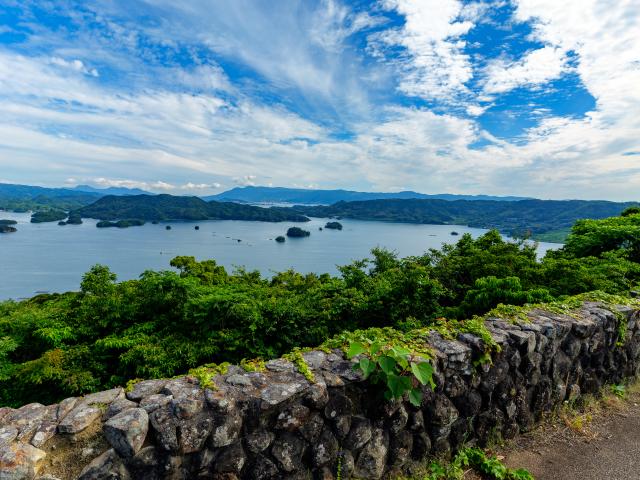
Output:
[
  {"xmin": 456, "ymin": 276, "xmax": 553, "ymax": 318},
  {"xmin": 563, "ymin": 212, "xmax": 640, "ymax": 261}
]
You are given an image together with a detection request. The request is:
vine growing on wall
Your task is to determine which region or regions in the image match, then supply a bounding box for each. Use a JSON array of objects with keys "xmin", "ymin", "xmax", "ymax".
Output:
[{"xmin": 347, "ymin": 339, "xmax": 435, "ymax": 406}]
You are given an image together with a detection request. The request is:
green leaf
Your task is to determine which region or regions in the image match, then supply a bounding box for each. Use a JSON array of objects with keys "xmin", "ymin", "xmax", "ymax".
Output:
[
  {"xmin": 411, "ymin": 361, "xmax": 435, "ymax": 388},
  {"xmin": 408, "ymin": 388, "xmax": 423, "ymax": 407},
  {"xmin": 378, "ymin": 355, "xmax": 397, "ymax": 375},
  {"xmin": 347, "ymin": 341, "xmax": 366, "ymax": 359},
  {"xmin": 387, "ymin": 374, "xmax": 412, "ymax": 398},
  {"xmin": 369, "ymin": 341, "xmax": 382, "ymax": 355},
  {"xmin": 359, "ymin": 357, "xmax": 376, "ymax": 378},
  {"xmin": 397, "ymin": 356, "xmax": 409, "ymax": 369},
  {"xmin": 392, "ymin": 345, "xmax": 411, "ymax": 357}
]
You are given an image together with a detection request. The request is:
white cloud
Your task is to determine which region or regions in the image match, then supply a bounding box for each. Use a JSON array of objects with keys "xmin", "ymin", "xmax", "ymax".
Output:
[
  {"xmin": 66, "ymin": 177, "xmax": 223, "ymax": 193},
  {"xmin": 49, "ymin": 57, "xmax": 99, "ymax": 77},
  {"xmin": 90, "ymin": 178, "xmax": 175, "ymax": 191},
  {"xmin": 233, "ymin": 175, "xmax": 258, "ymax": 187},
  {"xmin": 174, "ymin": 65, "xmax": 231, "ymax": 92},
  {"xmin": 309, "ymin": 0, "xmax": 384, "ymax": 51},
  {"xmin": 372, "ymin": 0, "xmax": 474, "ymax": 100},
  {"xmin": 513, "ymin": 0, "xmax": 640, "ymax": 111},
  {"xmin": 181, "ymin": 182, "xmax": 222, "ymax": 190},
  {"xmin": 482, "ymin": 46, "xmax": 569, "ymax": 94},
  {"xmin": 466, "ymin": 104, "xmax": 488, "ymax": 116}
]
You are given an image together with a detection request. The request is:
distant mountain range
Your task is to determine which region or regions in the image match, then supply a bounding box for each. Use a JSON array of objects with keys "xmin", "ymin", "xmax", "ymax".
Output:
[
  {"xmin": 72, "ymin": 185, "xmax": 151, "ymax": 196},
  {"xmin": 205, "ymin": 186, "xmax": 531, "ymax": 204}
]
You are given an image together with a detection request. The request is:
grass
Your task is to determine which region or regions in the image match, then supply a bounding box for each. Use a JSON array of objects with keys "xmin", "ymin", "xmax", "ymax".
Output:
[{"xmin": 556, "ymin": 379, "xmax": 640, "ymax": 438}]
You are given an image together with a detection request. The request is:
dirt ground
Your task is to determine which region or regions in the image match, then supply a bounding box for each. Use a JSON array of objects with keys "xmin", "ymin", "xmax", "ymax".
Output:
[{"xmin": 482, "ymin": 384, "xmax": 640, "ymax": 480}]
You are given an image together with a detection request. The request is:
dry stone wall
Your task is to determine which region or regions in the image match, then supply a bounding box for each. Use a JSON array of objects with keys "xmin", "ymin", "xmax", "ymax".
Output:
[{"xmin": 1, "ymin": 301, "xmax": 639, "ymax": 480}]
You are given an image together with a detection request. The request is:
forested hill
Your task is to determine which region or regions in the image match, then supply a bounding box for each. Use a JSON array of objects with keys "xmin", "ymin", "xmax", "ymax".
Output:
[
  {"xmin": 296, "ymin": 198, "xmax": 639, "ymax": 241},
  {"xmin": 206, "ymin": 185, "xmax": 529, "ymax": 204},
  {"xmin": 74, "ymin": 194, "xmax": 310, "ymax": 222}
]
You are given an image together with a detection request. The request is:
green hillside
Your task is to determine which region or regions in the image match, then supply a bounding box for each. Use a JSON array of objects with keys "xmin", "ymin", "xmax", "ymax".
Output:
[{"xmin": 297, "ymin": 198, "xmax": 639, "ymax": 241}]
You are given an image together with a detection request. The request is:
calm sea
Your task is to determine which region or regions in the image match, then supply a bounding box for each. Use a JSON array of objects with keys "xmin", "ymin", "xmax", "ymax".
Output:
[{"xmin": 0, "ymin": 211, "xmax": 560, "ymax": 300}]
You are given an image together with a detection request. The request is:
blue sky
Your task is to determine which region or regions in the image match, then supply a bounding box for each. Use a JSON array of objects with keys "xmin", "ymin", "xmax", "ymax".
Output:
[{"xmin": 0, "ymin": 0, "xmax": 638, "ymax": 200}]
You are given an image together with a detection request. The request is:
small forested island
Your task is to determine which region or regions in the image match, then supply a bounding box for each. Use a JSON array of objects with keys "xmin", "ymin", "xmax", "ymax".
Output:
[
  {"xmin": 66, "ymin": 214, "xmax": 83, "ymax": 225},
  {"xmin": 96, "ymin": 219, "xmax": 145, "ymax": 228},
  {"xmin": 0, "ymin": 220, "xmax": 18, "ymax": 233},
  {"xmin": 324, "ymin": 221, "xmax": 343, "ymax": 230},
  {"xmin": 74, "ymin": 194, "xmax": 310, "ymax": 223},
  {"xmin": 58, "ymin": 214, "xmax": 83, "ymax": 226},
  {"xmin": 286, "ymin": 226, "xmax": 311, "ymax": 237},
  {"xmin": 275, "ymin": 235, "xmax": 286, "ymax": 243},
  {"xmin": 30, "ymin": 209, "xmax": 68, "ymax": 223}
]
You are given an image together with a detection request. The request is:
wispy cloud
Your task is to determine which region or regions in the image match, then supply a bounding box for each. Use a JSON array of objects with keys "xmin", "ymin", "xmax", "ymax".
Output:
[
  {"xmin": 49, "ymin": 57, "xmax": 99, "ymax": 77},
  {"xmin": 370, "ymin": 0, "xmax": 474, "ymax": 102}
]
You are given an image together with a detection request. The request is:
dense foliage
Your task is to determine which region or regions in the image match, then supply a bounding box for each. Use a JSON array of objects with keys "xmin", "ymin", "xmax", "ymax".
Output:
[
  {"xmin": 74, "ymin": 194, "xmax": 310, "ymax": 223},
  {"xmin": 297, "ymin": 199, "xmax": 638, "ymax": 241},
  {"xmin": 1, "ymin": 211, "xmax": 639, "ymax": 407}
]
